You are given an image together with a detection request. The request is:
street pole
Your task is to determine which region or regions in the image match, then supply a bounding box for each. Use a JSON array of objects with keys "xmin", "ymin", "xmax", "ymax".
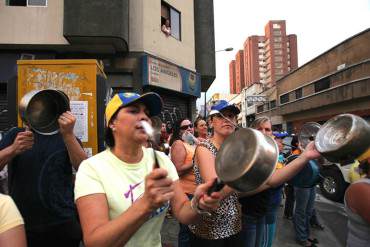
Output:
[
  {"xmin": 203, "ymin": 47, "xmax": 233, "ymax": 119},
  {"xmin": 204, "ymin": 91, "xmax": 207, "ymax": 118}
]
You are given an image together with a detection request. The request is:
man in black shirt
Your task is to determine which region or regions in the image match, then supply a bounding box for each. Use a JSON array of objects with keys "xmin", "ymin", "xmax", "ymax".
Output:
[{"xmin": 0, "ymin": 111, "xmax": 87, "ymax": 247}]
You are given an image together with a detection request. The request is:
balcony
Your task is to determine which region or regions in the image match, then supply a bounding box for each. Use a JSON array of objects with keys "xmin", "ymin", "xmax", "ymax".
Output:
[{"xmin": 63, "ymin": 0, "xmax": 129, "ymax": 53}]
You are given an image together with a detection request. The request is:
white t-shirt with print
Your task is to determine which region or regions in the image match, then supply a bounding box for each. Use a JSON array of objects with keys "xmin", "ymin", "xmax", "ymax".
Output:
[{"xmin": 75, "ymin": 147, "xmax": 179, "ymax": 247}]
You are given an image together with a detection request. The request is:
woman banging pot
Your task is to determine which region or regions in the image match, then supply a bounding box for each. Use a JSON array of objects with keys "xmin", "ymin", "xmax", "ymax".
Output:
[{"xmin": 74, "ymin": 92, "xmax": 222, "ymax": 247}]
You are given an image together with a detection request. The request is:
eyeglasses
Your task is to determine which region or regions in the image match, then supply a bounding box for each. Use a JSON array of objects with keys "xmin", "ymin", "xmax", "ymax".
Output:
[{"xmin": 180, "ymin": 124, "xmax": 193, "ymax": 130}]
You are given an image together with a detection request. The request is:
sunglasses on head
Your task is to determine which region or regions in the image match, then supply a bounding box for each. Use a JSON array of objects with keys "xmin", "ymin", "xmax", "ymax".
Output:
[{"xmin": 180, "ymin": 124, "xmax": 193, "ymax": 130}]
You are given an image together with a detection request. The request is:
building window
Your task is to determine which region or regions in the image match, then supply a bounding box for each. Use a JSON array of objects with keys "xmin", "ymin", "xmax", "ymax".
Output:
[
  {"xmin": 161, "ymin": 1, "xmax": 181, "ymax": 40},
  {"xmin": 295, "ymin": 88, "xmax": 302, "ymax": 99},
  {"xmin": 6, "ymin": 0, "xmax": 47, "ymax": 6},
  {"xmin": 270, "ymin": 100, "xmax": 276, "ymax": 109},
  {"xmin": 257, "ymin": 104, "xmax": 264, "ymax": 113},
  {"xmin": 275, "ymin": 62, "xmax": 283, "ymax": 68},
  {"xmin": 274, "ymin": 37, "xmax": 282, "ymax": 42},
  {"xmin": 274, "ymin": 43, "xmax": 282, "ymax": 49},
  {"xmin": 275, "ymin": 56, "xmax": 283, "ymax": 62},
  {"xmin": 280, "ymin": 93, "xmax": 289, "ymax": 104},
  {"xmin": 273, "ymin": 30, "xmax": 282, "ymax": 36},
  {"xmin": 275, "ymin": 49, "xmax": 283, "ymax": 55},
  {"xmin": 314, "ymin": 78, "xmax": 330, "ymax": 92}
]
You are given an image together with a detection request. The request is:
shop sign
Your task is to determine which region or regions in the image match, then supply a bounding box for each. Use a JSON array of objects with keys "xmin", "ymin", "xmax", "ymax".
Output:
[{"xmin": 142, "ymin": 55, "xmax": 201, "ymax": 97}]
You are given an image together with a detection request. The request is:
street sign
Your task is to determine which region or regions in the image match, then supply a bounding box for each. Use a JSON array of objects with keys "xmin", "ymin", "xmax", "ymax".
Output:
[{"xmin": 246, "ymin": 95, "xmax": 268, "ymax": 103}]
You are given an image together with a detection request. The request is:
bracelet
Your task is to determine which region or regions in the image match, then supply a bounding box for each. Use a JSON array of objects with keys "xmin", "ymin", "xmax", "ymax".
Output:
[{"xmin": 190, "ymin": 197, "xmax": 212, "ymax": 216}]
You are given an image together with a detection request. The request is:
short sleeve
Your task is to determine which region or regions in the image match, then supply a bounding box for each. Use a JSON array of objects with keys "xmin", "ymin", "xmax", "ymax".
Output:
[
  {"xmin": 74, "ymin": 160, "xmax": 105, "ymax": 201},
  {"xmin": 0, "ymin": 194, "xmax": 24, "ymax": 234},
  {"xmin": 0, "ymin": 127, "xmax": 23, "ymax": 150}
]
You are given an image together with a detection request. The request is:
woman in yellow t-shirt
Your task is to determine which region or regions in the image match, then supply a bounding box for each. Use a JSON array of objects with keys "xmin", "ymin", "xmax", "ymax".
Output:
[
  {"xmin": 0, "ymin": 194, "xmax": 26, "ymax": 247},
  {"xmin": 74, "ymin": 92, "xmax": 222, "ymax": 247}
]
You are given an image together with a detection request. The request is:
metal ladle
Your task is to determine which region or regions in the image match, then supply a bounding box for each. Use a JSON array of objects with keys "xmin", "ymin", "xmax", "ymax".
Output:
[{"xmin": 140, "ymin": 120, "xmax": 160, "ymax": 168}]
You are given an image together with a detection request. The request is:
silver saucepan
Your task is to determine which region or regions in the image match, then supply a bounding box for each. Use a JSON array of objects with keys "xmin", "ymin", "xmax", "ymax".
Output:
[
  {"xmin": 208, "ymin": 128, "xmax": 278, "ymax": 194},
  {"xmin": 315, "ymin": 114, "xmax": 370, "ymax": 163},
  {"xmin": 19, "ymin": 89, "xmax": 70, "ymax": 135}
]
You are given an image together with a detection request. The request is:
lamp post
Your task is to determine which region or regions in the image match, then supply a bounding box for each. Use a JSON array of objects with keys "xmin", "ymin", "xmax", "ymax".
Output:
[{"xmin": 203, "ymin": 47, "xmax": 234, "ymax": 118}]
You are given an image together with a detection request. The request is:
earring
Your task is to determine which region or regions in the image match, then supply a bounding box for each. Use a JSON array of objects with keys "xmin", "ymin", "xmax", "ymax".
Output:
[{"xmin": 109, "ymin": 125, "xmax": 116, "ymax": 132}]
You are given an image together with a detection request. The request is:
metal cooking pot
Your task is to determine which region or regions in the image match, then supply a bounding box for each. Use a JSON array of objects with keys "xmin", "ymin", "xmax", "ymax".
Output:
[
  {"xmin": 214, "ymin": 128, "xmax": 279, "ymax": 193},
  {"xmin": 315, "ymin": 114, "xmax": 370, "ymax": 163},
  {"xmin": 298, "ymin": 122, "xmax": 321, "ymax": 149},
  {"xmin": 19, "ymin": 89, "xmax": 70, "ymax": 135}
]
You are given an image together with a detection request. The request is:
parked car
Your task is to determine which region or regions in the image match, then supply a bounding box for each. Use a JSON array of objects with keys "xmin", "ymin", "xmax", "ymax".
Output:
[{"xmin": 319, "ymin": 160, "xmax": 362, "ymax": 202}]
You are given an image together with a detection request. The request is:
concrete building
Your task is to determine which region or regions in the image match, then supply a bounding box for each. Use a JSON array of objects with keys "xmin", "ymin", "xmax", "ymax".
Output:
[
  {"xmin": 235, "ymin": 50, "xmax": 245, "ymax": 93},
  {"xmin": 256, "ymin": 28, "xmax": 370, "ymax": 133},
  {"xmin": 0, "ymin": 0, "xmax": 216, "ymax": 130},
  {"xmin": 242, "ymin": 20, "xmax": 298, "ymax": 89},
  {"xmin": 229, "ymin": 60, "xmax": 236, "ymax": 94}
]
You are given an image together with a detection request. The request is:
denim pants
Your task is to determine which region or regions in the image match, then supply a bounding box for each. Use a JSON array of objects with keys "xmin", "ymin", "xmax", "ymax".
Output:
[
  {"xmin": 262, "ymin": 201, "xmax": 281, "ymax": 247},
  {"xmin": 241, "ymin": 214, "xmax": 264, "ymax": 247},
  {"xmin": 284, "ymin": 184, "xmax": 295, "ymax": 217},
  {"xmin": 293, "ymin": 186, "xmax": 316, "ymax": 242}
]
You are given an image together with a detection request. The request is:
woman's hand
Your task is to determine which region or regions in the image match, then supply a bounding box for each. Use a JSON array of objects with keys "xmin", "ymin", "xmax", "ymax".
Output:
[
  {"xmin": 142, "ymin": 168, "xmax": 174, "ymax": 212},
  {"xmin": 58, "ymin": 111, "xmax": 76, "ymax": 138},
  {"xmin": 301, "ymin": 141, "xmax": 321, "ymax": 160},
  {"xmin": 193, "ymin": 180, "xmax": 222, "ymax": 212}
]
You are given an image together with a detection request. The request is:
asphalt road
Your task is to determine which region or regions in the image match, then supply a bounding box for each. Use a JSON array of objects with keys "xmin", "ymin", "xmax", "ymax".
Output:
[{"xmin": 161, "ymin": 191, "xmax": 348, "ymax": 247}]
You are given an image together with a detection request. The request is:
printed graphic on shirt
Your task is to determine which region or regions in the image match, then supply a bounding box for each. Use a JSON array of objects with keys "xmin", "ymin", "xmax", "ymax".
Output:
[{"xmin": 123, "ymin": 181, "xmax": 169, "ymax": 219}]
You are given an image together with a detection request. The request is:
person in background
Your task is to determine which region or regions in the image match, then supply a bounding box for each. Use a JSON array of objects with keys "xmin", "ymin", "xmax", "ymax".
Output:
[
  {"xmin": 194, "ymin": 118, "xmax": 208, "ymax": 142},
  {"xmin": 344, "ymin": 156, "xmax": 370, "ymax": 247},
  {"xmin": 240, "ymin": 116, "xmax": 321, "ymax": 247},
  {"xmin": 0, "ymin": 193, "xmax": 26, "ymax": 247},
  {"xmin": 284, "ymin": 135, "xmax": 299, "ymax": 220},
  {"xmin": 162, "ymin": 19, "xmax": 171, "ymax": 36},
  {"xmin": 169, "ymin": 118, "xmax": 197, "ymax": 247},
  {"xmin": 292, "ymin": 150, "xmax": 320, "ymax": 246},
  {"xmin": 284, "ymin": 136, "xmax": 324, "ymax": 231},
  {"xmin": 159, "ymin": 123, "xmax": 170, "ymax": 155},
  {"xmin": 0, "ymin": 110, "xmax": 87, "ymax": 247},
  {"xmin": 74, "ymin": 92, "xmax": 221, "ymax": 247},
  {"xmin": 188, "ymin": 100, "xmax": 243, "ymax": 246},
  {"xmin": 260, "ymin": 131, "xmax": 288, "ymax": 247}
]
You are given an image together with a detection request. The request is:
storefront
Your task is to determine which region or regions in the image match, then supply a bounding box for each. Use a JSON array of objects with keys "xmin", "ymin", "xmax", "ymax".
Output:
[{"xmin": 142, "ymin": 55, "xmax": 201, "ymax": 125}]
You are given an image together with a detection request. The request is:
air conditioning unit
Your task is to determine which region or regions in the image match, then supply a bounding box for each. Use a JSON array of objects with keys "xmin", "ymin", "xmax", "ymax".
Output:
[{"xmin": 20, "ymin": 54, "xmax": 35, "ymax": 60}]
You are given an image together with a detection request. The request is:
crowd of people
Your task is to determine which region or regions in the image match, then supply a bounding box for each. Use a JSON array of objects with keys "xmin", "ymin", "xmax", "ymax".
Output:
[{"xmin": 0, "ymin": 91, "xmax": 369, "ymax": 247}]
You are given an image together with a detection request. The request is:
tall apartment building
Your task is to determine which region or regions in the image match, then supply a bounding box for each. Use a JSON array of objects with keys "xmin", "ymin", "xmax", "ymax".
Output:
[
  {"xmin": 229, "ymin": 60, "xmax": 236, "ymax": 94},
  {"xmin": 0, "ymin": 0, "xmax": 216, "ymax": 130},
  {"xmin": 242, "ymin": 20, "xmax": 298, "ymax": 89},
  {"xmin": 235, "ymin": 50, "xmax": 245, "ymax": 93}
]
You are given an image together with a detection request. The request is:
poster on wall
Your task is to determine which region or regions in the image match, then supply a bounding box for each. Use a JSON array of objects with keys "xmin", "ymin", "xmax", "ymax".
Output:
[{"xmin": 70, "ymin": 101, "xmax": 88, "ymax": 142}]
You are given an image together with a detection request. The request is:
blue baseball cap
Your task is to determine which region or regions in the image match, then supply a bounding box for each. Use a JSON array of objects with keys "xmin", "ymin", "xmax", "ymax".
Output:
[
  {"xmin": 105, "ymin": 92, "xmax": 163, "ymax": 126},
  {"xmin": 209, "ymin": 100, "xmax": 240, "ymax": 116},
  {"xmin": 273, "ymin": 131, "xmax": 289, "ymax": 139}
]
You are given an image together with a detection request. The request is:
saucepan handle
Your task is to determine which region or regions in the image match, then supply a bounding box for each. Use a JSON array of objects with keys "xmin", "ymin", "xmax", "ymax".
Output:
[{"xmin": 207, "ymin": 178, "xmax": 225, "ymax": 196}]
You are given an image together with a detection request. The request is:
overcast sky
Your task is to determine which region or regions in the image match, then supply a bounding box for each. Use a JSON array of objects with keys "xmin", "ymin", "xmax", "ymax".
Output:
[{"xmin": 197, "ymin": 0, "xmax": 370, "ymax": 108}]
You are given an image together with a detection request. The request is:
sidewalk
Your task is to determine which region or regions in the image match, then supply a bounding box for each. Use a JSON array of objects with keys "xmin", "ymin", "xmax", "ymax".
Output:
[{"xmin": 160, "ymin": 197, "xmax": 344, "ymax": 247}]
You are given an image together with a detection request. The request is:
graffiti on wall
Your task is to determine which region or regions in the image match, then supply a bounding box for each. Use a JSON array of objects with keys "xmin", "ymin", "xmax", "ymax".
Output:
[
  {"xmin": 160, "ymin": 107, "xmax": 182, "ymax": 133},
  {"xmin": 25, "ymin": 67, "xmax": 89, "ymax": 100}
]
